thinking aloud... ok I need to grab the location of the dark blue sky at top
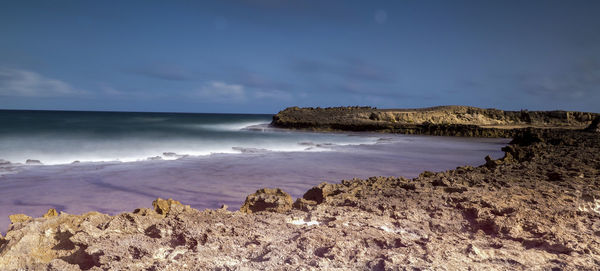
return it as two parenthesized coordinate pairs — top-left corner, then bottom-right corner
(0, 0), (599, 113)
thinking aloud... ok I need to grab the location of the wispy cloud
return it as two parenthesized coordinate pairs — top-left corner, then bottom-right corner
(253, 89), (292, 100)
(233, 70), (292, 91)
(0, 68), (84, 97)
(196, 81), (245, 102)
(99, 85), (125, 96)
(192, 79), (294, 103)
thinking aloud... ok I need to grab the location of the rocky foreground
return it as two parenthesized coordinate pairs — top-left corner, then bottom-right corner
(0, 125), (598, 270)
(272, 105), (599, 137)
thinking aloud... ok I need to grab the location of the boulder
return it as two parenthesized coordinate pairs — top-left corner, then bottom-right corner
(484, 155), (501, 169)
(152, 198), (183, 216)
(240, 188), (293, 213)
(585, 117), (600, 133)
(8, 214), (32, 224)
(301, 182), (340, 204)
(43, 208), (58, 218)
(293, 198), (318, 211)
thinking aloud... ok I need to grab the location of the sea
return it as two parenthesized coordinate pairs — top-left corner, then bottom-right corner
(0, 110), (510, 233)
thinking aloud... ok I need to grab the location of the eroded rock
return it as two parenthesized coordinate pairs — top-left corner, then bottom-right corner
(152, 198), (184, 216)
(585, 117), (600, 133)
(8, 214), (31, 224)
(271, 106), (598, 137)
(240, 188), (293, 213)
(43, 208), (58, 218)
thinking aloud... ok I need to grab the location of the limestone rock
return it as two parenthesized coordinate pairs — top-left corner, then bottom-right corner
(43, 208), (58, 218)
(240, 188), (293, 213)
(271, 106), (598, 137)
(585, 117), (600, 132)
(302, 182), (340, 204)
(484, 155), (501, 169)
(293, 198), (318, 211)
(152, 198), (183, 216)
(8, 214), (31, 224)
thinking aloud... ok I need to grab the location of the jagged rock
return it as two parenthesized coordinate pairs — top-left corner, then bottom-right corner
(132, 207), (160, 217)
(484, 155), (501, 169)
(43, 209), (58, 218)
(8, 214), (31, 224)
(240, 188), (293, 213)
(47, 259), (81, 271)
(293, 198), (318, 211)
(302, 182), (340, 204)
(152, 198), (183, 216)
(547, 172), (564, 182)
(585, 117), (600, 132)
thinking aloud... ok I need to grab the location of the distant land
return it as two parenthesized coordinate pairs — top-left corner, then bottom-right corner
(272, 105), (599, 137)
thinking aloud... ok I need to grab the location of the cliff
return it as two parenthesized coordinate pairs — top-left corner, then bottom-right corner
(271, 105), (599, 137)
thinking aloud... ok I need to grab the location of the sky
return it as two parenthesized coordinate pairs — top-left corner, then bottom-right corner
(0, 0), (599, 114)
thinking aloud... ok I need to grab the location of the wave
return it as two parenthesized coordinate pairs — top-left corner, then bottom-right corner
(190, 121), (270, 131)
(0, 132), (381, 166)
(0, 111), (386, 166)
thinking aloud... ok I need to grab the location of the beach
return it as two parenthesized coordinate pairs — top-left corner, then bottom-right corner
(0, 111), (508, 233)
(0, 107), (598, 270)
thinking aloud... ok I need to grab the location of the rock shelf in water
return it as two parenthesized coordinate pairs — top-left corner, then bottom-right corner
(0, 128), (599, 270)
(271, 105), (599, 137)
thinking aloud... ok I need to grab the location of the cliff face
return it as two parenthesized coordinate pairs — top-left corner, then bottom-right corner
(1, 129), (599, 270)
(271, 106), (599, 137)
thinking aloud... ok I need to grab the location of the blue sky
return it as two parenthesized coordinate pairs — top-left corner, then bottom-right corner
(1, 0), (599, 113)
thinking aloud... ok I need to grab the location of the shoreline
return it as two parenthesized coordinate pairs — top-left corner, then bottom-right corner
(0, 134), (508, 235)
(0, 108), (599, 269)
(0, 123), (389, 167)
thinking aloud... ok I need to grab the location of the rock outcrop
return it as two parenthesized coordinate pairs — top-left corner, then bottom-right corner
(152, 198), (185, 216)
(25, 159), (42, 165)
(271, 106), (599, 137)
(585, 116), (600, 132)
(0, 128), (599, 270)
(240, 188), (293, 213)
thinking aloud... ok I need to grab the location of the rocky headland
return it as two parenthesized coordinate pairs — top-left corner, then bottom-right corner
(271, 105), (599, 137)
(1, 107), (599, 270)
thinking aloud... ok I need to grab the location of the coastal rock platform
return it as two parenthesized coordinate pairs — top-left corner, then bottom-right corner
(0, 128), (598, 270)
(271, 106), (599, 137)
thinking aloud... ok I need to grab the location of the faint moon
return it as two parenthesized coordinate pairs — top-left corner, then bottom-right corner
(374, 10), (387, 24)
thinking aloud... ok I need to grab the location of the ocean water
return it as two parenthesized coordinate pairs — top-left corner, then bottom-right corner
(0, 110), (510, 233)
(0, 110), (377, 165)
